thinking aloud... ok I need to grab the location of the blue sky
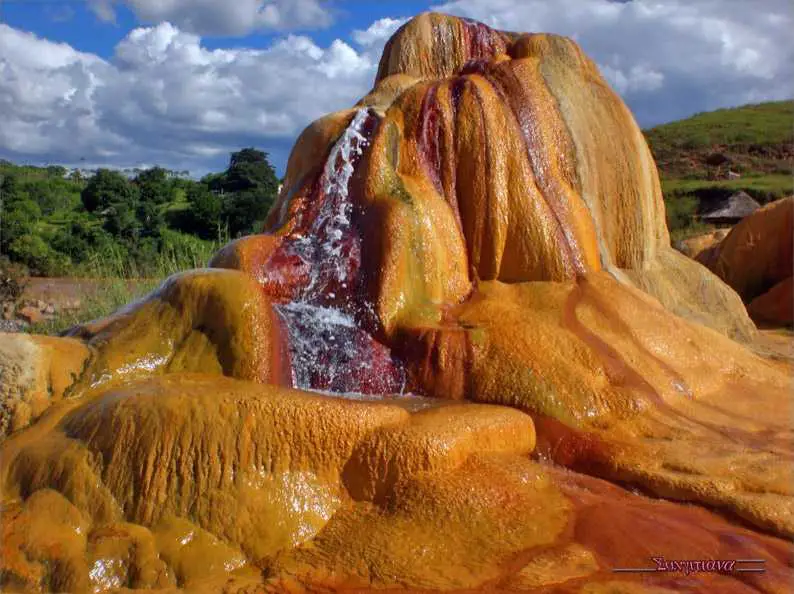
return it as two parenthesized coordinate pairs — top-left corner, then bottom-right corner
(0, 1), (429, 57)
(0, 0), (791, 176)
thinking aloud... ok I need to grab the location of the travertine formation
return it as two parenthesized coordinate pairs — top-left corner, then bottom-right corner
(1, 13), (792, 593)
(698, 197), (794, 325)
(675, 227), (730, 259)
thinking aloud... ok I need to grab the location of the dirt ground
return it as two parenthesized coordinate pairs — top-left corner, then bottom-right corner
(22, 277), (149, 307)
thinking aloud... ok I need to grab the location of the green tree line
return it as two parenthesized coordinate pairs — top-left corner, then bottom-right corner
(0, 149), (279, 277)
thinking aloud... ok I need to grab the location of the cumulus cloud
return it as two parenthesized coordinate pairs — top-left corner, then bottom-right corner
(0, 26), (116, 157)
(0, 21), (379, 174)
(352, 17), (408, 48)
(88, 0), (333, 36)
(433, 0), (794, 125)
(1, 2), (791, 174)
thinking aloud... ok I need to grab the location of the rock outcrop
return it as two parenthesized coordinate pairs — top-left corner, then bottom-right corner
(675, 227), (730, 259)
(0, 334), (89, 437)
(698, 197), (794, 325)
(1, 13), (792, 593)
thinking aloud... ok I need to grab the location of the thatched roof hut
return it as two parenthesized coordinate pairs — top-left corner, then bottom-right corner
(701, 191), (761, 226)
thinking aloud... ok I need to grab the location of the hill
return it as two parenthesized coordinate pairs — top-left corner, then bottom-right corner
(643, 101), (793, 238)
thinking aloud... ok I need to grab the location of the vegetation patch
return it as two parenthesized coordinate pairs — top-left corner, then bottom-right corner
(0, 149), (279, 278)
(644, 100), (793, 237)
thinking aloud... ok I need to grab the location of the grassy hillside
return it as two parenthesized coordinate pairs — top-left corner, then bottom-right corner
(643, 100), (793, 239)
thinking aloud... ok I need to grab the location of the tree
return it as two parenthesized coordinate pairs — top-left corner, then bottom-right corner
(222, 189), (271, 238)
(223, 148), (279, 194)
(26, 178), (81, 216)
(1, 172), (20, 196)
(1, 174), (37, 252)
(82, 169), (136, 213)
(46, 165), (67, 178)
(9, 233), (68, 276)
(136, 199), (164, 237)
(135, 166), (173, 205)
(186, 182), (223, 239)
(103, 200), (141, 240)
(1, 198), (39, 253)
(208, 148), (279, 237)
(52, 212), (115, 262)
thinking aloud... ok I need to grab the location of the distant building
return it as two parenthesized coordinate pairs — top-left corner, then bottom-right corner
(700, 191), (761, 226)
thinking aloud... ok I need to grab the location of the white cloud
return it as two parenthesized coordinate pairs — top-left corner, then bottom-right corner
(352, 17), (408, 48)
(600, 64), (664, 95)
(0, 21), (378, 174)
(1, 3), (791, 175)
(88, 0), (333, 36)
(433, 0), (794, 125)
(88, 0), (117, 24)
(0, 26), (117, 157)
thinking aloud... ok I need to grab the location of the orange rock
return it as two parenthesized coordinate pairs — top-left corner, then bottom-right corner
(266, 456), (793, 592)
(0, 333), (90, 438)
(1, 12), (792, 594)
(18, 305), (42, 324)
(65, 269), (291, 390)
(343, 403), (536, 501)
(0, 489), (90, 592)
(698, 197), (793, 302)
(375, 13), (511, 83)
(675, 227), (730, 258)
(748, 276), (794, 325)
(352, 18), (751, 340)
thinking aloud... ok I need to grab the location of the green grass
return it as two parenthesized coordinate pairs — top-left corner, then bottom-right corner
(643, 100), (793, 239)
(27, 278), (160, 336)
(661, 174), (793, 203)
(645, 101), (793, 152)
(669, 222), (716, 243)
(26, 237), (220, 336)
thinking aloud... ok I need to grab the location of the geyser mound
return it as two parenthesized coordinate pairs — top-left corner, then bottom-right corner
(1, 12), (792, 593)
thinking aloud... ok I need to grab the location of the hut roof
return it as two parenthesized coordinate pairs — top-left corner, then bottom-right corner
(701, 191), (761, 221)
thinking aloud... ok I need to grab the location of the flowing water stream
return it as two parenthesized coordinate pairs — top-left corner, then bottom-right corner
(273, 109), (406, 395)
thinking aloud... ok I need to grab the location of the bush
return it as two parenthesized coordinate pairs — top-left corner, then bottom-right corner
(664, 194), (699, 233)
(0, 256), (28, 303)
(81, 169), (137, 213)
(184, 183), (223, 239)
(1, 198), (40, 252)
(158, 229), (218, 272)
(8, 234), (70, 276)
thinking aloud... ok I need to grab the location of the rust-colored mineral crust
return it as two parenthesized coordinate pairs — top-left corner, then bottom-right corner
(698, 197), (794, 326)
(2, 12), (792, 593)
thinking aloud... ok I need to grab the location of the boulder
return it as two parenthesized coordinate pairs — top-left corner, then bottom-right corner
(675, 227), (730, 258)
(748, 276), (794, 325)
(698, 197), (794, 325)
(17, 305), (42, 324)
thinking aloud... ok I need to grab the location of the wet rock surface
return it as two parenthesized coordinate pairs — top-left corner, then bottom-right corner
(1, 12), (792, 593)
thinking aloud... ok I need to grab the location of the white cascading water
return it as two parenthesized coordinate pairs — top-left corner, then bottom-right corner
(274, 109), (405, 395)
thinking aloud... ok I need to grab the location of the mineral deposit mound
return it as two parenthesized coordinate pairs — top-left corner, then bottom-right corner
(1, 13), (792, 594)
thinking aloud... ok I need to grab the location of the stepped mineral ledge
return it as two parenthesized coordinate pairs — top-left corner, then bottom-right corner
(1, 12), (792, 594)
